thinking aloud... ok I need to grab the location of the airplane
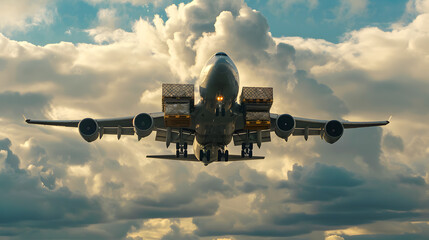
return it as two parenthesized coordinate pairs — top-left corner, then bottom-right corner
(25, 52), (389, 166)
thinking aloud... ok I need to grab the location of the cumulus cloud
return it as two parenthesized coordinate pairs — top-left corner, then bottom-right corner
(86, 0), (171, 7)
(0, 0), (429, 239)
(0, 0), (54, 33)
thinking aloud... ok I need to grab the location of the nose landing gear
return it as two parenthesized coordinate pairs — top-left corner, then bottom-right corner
(199, 149), (211, 162)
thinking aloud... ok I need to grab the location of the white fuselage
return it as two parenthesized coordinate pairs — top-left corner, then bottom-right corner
(192, 52), (240, 163)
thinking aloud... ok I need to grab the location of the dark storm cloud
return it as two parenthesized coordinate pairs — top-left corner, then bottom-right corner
(193, 161), (429, 237)
(115, 171), (233, 219)
(278, 163), (363, 202)
(383, 132), (404, 152)
(161, 224), (199, 240)
(0, 139), (106, 230)
(0, 91), (50, 120)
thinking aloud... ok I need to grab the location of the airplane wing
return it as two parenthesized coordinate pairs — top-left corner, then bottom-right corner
(25, 112), (166, 138)
(233, 113), (389, 146)
(147, 154), (264, 162)
(270, 114), (390, 134)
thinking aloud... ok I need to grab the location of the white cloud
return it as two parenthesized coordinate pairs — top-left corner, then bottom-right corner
(85, 0), (171, 7)
(325, 235), (344, 240)
(0, 0), (429, 239)
(0, 0), (54, 33)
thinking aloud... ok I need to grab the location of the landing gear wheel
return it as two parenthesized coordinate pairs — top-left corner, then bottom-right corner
(221, 107), (225, 117)
(184, 150), (188, 158)
(199, 150), (204, 161)
(249, 150), (253, 158)
(225, 150), (229, 162)
(249, 143), (253, 150)
(241, 150), (245, 158)
(176, 143), (180, 150)
(206, 150), (211, 162)
(215, 108), (219, 116)
(176, 150), (180, 158)
(218, 150), (222, 161)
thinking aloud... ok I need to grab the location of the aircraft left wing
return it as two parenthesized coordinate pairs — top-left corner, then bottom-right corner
(25, 112), (167, 140)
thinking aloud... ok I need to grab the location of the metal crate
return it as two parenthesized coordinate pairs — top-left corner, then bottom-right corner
(244, 111), (271, 130)
(162, 83), (194, 112)
(240, 87), (273, 104)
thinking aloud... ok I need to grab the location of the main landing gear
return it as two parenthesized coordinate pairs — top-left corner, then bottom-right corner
(241, 143), (253, 158)
(176, 142), (188, 158)
(217, 149), (229, 162)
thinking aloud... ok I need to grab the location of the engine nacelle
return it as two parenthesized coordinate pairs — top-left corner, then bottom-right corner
(275, 114), (296, 140)
(133, 113), (154, 139)
(78, 118), (99, 142)
(322, 120), (344, 144)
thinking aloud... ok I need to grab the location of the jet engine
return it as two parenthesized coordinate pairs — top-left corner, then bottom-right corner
(133, 113), (154, 139)
(322, 120), (344, 144)
(275, 114), (296, 140)
(78, 118), (99, 142)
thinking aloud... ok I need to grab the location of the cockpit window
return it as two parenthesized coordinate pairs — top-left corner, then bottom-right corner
(215, 52), (228, 57)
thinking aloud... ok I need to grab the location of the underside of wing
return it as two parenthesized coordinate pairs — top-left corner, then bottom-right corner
(146, 154), (264, 162)
(268, 113), (390, 144)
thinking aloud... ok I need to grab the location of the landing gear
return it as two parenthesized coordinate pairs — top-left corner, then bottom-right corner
(175, 142), (188, 158)
(217, 149), (229, 162)
(199, 149), (211, 162)
(241, 143), (253, 158)
(216, 106), (226, 117)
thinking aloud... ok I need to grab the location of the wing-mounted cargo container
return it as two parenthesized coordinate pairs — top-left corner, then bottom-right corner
(240, 87), (273, 130)
(162, 84), (194, 127)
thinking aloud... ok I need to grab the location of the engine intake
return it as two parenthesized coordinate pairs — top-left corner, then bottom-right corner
(322, 120), (344, 144)
(78, 118), (99, 142)
(133, 113), (154, 139)
(275, 114), (295, 140)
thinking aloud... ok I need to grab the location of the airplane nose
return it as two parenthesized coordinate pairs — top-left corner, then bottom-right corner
(212, 58), (232, 73)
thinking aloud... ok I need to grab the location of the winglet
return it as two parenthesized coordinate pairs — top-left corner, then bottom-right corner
(23, 115), (30, 123)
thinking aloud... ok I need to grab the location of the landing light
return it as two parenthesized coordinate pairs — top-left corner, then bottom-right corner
(217, 96), (224, 101)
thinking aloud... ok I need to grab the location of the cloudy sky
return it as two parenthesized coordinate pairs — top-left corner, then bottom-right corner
(1, 0), (429, 239)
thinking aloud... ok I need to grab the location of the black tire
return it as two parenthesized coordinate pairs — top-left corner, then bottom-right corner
(218, 150), (222, 161)
(215, 108), (219, 116)
(176, 143), (180, 150)
(249, 150), (253, 158)
(176, 150), (180, 158)
(225, 150), (229, 162)
(241, 150), (245, 158)
(242, 143), (246, 150)
(184, 150), (188, 158)
(249, 143), (253, 150)
(200, 150), (204, 161)
(184, 142), (188, 150)
(206, 150), (211, 162)
(221, 107), (225, 116)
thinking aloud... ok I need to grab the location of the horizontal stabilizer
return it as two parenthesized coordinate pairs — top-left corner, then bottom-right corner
(147, 154), (199, 161)
(146, 154), (265, 162)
